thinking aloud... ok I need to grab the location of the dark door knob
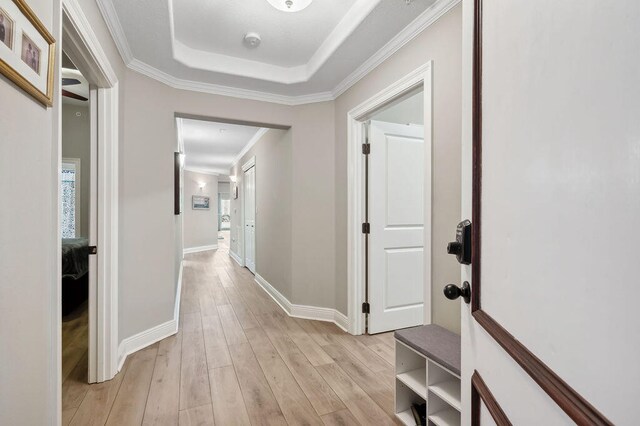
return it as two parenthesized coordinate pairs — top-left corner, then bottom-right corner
(443, 281), (471, 304)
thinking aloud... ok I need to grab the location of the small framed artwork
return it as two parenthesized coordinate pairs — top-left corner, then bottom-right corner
(0, 0), (55, 106)
(192, 195), (210, 210)
(233, 184), (239, 199)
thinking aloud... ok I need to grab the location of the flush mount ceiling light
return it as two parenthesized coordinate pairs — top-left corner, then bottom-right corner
(266, 0), (313, 12)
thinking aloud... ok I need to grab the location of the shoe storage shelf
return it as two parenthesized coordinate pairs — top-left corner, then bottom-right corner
(394, 325), (461, 426)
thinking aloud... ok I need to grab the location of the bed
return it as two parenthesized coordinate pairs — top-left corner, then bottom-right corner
(62, 238), (89, 316)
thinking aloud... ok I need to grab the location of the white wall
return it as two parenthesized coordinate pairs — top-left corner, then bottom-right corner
(230, 129), (293, 300)
(0, 1), (61, 423)
(62, 104), (90, 237)
(183, 170), (218, 250)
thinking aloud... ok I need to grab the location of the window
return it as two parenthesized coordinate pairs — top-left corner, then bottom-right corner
(61, 158), (81, 238)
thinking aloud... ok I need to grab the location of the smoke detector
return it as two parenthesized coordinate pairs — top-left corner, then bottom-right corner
(243, 32), (261, 48)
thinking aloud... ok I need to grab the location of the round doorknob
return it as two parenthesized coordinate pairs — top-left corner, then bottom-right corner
(443, 281), (471, 304)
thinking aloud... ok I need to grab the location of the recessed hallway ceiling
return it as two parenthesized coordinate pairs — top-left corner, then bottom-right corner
(179, 118), (267, 175)
(97, 0), (457, 103)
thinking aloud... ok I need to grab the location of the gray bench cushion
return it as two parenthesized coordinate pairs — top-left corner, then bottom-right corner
(394, 324), (461, 376)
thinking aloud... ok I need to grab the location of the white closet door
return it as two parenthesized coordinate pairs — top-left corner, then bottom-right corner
(368, 120), (425, 334)
(244, 165), (256, 274)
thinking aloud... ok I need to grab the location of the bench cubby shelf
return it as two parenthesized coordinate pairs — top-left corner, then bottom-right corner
(394, 325), (461, 426)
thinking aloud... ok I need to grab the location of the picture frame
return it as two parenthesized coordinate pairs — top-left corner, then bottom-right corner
(0, 0), (56, 106)
(233, 184), (239, 199)
(192, 195), (210, 210)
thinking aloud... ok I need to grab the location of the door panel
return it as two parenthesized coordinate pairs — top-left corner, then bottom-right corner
(461, 0), (637, 423)
(385, 134), (423, 226)
(369, 120), (425, 333)
(385, 248), (424, 309)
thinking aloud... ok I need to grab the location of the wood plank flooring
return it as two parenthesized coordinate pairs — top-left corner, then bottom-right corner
(62, 232), (398, 425)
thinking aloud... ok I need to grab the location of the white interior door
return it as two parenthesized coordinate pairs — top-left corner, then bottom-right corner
(460, 0), (640, 424)
(243, 165), (256, 274)
(368, 120), (426, 334)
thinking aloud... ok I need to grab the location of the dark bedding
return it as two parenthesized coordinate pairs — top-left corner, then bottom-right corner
(62, 238), (89, 279)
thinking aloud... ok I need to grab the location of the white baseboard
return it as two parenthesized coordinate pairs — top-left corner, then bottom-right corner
(117, 261), (183, 372)
(183, 244), (218, 255)
(229, 250), (243, 267)
(117, 318), (177, 371)
(254, 273), (349, 332)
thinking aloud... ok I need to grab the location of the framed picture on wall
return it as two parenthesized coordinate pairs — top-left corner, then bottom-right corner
(192, 195), (210, 210)
(233, 184), (238, 199)
(0, 0), (55, 106)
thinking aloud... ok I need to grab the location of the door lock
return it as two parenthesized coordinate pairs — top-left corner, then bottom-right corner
(443, 282), (471, 304)
(447, 220), (471, 264)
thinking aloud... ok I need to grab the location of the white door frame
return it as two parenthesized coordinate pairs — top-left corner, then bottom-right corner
(241, 156), (256, 272)
(60, 0), (119, 386)
(347, 62), (433, 335)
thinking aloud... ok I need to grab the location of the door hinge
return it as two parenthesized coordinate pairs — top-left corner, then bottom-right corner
(362, 222), (370, 234)
(88, 246), (97, 255)
(362, 143), (370, 155)
(362, 302), (370, 314)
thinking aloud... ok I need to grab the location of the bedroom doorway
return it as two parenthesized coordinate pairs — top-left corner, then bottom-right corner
(59, 2), (120, 405)
(61, 54), (93, 393)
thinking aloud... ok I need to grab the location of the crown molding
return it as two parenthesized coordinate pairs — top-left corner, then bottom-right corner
(331, 0), (461, 98)
(96, 0), (460, 106)
(128, 58), (334, 106)
(232, 128), (269, 167)
(95, 0), (132, 63)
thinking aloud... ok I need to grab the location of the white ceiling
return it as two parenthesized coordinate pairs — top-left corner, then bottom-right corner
(173, 0), (353, 69)
(179, 118), (267, 175)
(97, 0), (458, 103)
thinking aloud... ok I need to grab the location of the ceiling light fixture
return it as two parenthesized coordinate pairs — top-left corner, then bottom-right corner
(266, 0), (313, 13)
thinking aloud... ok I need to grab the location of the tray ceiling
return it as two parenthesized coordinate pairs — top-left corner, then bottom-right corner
(97, 0), (459, 104)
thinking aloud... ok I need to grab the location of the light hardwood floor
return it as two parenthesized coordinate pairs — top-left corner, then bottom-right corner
(62, 245), (398, 425)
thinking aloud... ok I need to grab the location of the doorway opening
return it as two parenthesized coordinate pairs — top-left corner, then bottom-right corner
(347, 62), (433, 335)
(58, 5), (120, 416)
(175, 113), (289, 278)
(61, 54), (91, 396)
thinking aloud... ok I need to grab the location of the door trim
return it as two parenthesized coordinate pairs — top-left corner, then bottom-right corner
(471, 1), (611, 424)
(471, 371), (511, 426)
(347, 61), (433, 335)
(61, 0), (120, 385)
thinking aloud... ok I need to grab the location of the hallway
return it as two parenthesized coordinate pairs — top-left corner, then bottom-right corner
(62, 248), (397, 425)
